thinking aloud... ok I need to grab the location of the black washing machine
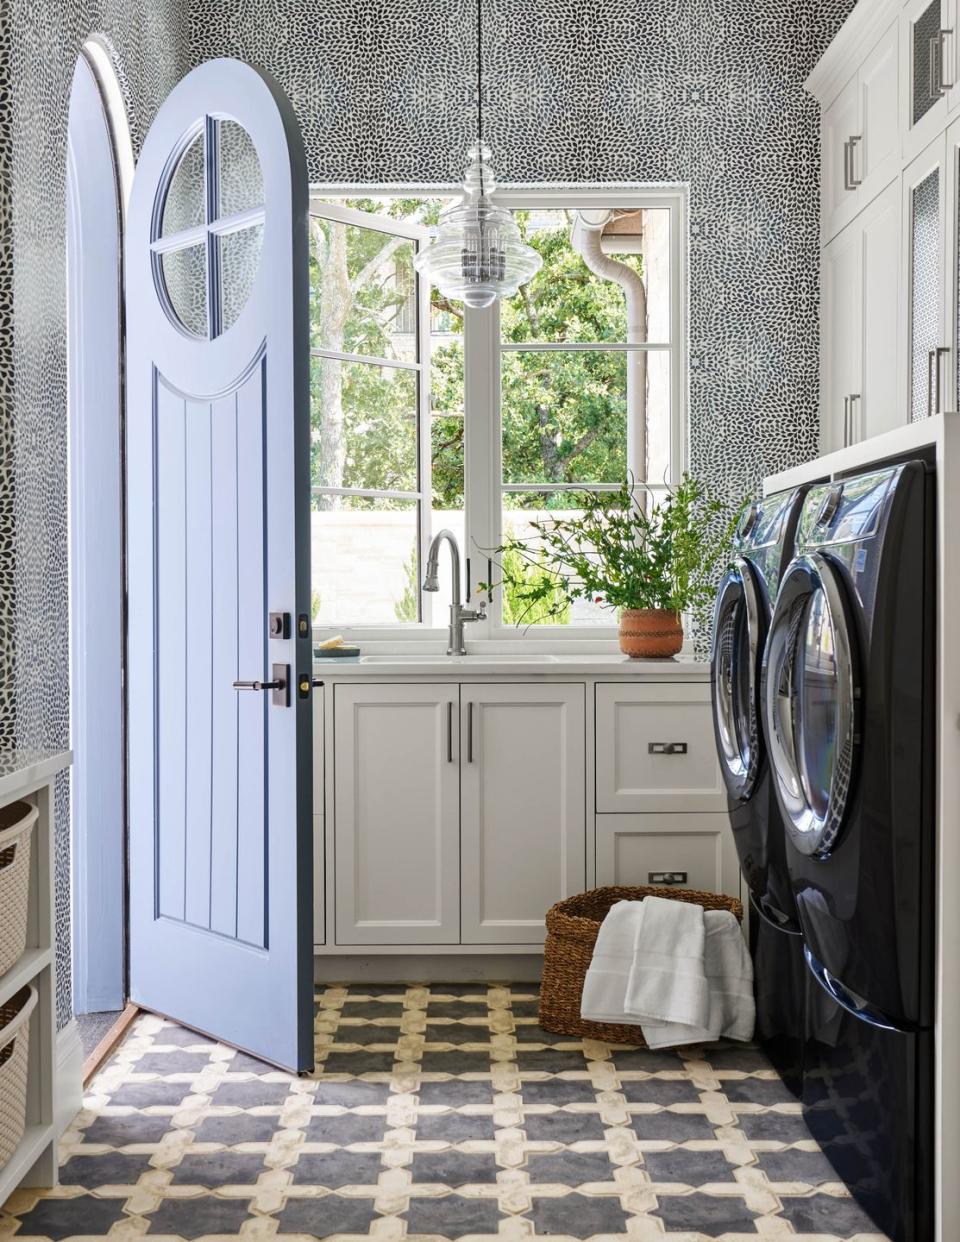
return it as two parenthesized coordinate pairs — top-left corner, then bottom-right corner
(711, 487), (808, 1097)
(762, 461), (935, 1242)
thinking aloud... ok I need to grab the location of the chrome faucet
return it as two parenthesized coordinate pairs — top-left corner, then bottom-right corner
(423, 529), (486, 655)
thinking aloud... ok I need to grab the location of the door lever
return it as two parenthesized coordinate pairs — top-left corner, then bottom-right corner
(233, 663), (290, 707)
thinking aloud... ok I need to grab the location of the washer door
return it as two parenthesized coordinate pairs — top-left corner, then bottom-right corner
(711, 557), (766, 802)
(763, 553), (861, 858)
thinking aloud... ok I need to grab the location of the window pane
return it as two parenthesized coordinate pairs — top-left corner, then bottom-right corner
(219, 223), (263, 332)
(428, 306), (466, 628)
(501, 350), (627, 485)
(161, 132), (205, 238)
(312, 497), (419, 625)
(645, 349), (673, 486)
(310, 356), (418, 493)
(499, 494), (612, 626)
(310, 216), (417, 362)
(218, 119), (263, 218)
(501, 208), (669, 345)
(162, 243), (207, 338)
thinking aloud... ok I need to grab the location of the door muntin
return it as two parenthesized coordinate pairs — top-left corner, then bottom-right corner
(764, 553), (861, 858)
(712, 557), (765, 802)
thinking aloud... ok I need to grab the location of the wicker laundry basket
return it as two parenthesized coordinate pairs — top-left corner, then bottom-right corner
(0, 800), (38, 978)
(539, 885), (744, 1045)
(0, 985), (38, 1168)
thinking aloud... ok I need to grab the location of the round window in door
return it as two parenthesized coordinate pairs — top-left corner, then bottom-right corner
(762, 553), (861, 857)
(152, 116), (264, 340)
(711, 557), (766, 802)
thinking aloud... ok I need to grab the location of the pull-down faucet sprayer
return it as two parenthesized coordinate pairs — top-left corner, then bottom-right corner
(422, 529), (485, 655)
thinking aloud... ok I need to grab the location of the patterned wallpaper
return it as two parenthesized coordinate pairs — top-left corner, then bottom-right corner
(1, 0), (854, 1028)
(2, 0), (191, 1026)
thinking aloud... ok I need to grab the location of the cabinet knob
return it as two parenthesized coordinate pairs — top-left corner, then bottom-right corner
(648, 741), (688, 755)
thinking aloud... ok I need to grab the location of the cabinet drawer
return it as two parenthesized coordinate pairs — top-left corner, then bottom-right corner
(595, 683), (725, 812)
(596, 812), (741, 901)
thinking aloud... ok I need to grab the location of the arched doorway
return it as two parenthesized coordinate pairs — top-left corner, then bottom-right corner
(66, 36), (133, 1021)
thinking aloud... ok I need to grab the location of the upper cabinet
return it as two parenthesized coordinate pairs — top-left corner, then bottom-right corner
(811, 0), (960, 451)
(823, 20), (900, 241)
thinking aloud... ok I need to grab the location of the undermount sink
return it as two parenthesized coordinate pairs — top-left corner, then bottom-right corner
(357, 653), (559, 664)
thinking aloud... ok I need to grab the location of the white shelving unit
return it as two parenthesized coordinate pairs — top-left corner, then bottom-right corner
(0, 750), (71, 1206)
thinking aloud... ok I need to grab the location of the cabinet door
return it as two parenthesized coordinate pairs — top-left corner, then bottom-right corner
(596, 813), (742, 901)
(821, 220), (862, 454)
(860, 179), (903, 441)
(903, 0), (951, 161)
(460, 683), (585, 945)
(858, 22), (900, 203)
(595, 682), (724, 813)
(903, 136), (948, 422)
(944, 116), (960, 412)
(333, 683), (459, 944)
(822, 72), (860, 242)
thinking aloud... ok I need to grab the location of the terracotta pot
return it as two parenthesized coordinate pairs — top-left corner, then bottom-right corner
(618, 608), (683, 658)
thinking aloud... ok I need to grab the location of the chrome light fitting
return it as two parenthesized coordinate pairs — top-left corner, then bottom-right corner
(413, 0), (542, 308)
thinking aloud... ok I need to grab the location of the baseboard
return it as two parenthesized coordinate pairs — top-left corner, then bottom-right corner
(313, 954), (544, 984)
(55, 1020), (84, 1135)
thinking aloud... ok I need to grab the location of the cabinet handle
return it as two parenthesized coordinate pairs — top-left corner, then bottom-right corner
(843, 137), (853, 191)
(842, 395), (850, 447)
(935, 346), (950, 414)
(446, 700), (453, 763)
(848, 135), (862, 188)
(467, 701), (474, 763)
(648, 741), (688, 755)
(930, 35), (944, 99)
(849, 393), (861, 444)
(942, 29), (955, 91)
(928, 349), (938, 416)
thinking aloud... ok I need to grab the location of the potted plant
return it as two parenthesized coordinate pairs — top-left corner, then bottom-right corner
(486, 474), (744, 657)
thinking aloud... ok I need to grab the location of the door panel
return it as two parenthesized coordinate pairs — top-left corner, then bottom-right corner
(821, 221), (861, 453)
(595, 682), (724, 812)
(334, 684), (460, 945)
(860, 179), (903, 440)
(903, 136), (947, 422)
(126, 59), (313, 1071)
(596, 812), (741, 901)
(859, 22), (899, 199)
(460, 684), (585, 945)
(822, 73), (860, 241)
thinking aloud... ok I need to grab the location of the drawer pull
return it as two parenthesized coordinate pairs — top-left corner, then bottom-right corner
(648, 741), (688, 755)
(649, 871), (688, 885)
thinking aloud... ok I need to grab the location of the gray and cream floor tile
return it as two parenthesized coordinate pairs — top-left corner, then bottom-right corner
(0, 985), (888, 1240)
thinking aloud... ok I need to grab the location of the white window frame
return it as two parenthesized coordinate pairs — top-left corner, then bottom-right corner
(309, 183), (689, 651)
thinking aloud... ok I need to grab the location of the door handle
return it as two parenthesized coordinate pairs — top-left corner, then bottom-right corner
(842, 395), (850, 447)
(648, 741), (688, 755)
(936, 345), (950, 414)
(848, 393), (861, 444)
(233, 663), (289, 707)
(848, 134), (862, 187)
(942, 29), (955, 90)
(842, 137), (853, 191)
(446, 701), (453, 763)
(467, 701), (474, 763)
(930, 34), (944, 98)
(928, 348), (938, 416)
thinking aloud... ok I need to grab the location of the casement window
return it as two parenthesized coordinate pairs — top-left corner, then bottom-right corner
(309, 187), (687, 644)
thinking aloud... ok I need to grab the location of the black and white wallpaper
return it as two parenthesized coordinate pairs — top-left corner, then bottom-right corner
(2, 0), (853, 1028)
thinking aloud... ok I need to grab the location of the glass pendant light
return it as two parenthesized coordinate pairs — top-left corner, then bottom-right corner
(414, 0), (542, 308)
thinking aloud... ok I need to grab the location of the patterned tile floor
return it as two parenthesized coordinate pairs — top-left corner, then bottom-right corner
(0, 985), (888, 1240)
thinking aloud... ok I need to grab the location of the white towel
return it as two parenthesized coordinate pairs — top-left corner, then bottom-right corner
(580, 898), (755, 1049)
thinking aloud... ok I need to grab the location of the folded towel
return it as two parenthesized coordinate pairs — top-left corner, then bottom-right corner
(625, 895), (708, 1030)
(580, 897), (755, 1049)
(579, 900), (646, 1025)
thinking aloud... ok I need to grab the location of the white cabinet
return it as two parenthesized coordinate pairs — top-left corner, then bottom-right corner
(596, 813), (741, 900)
(595, 682), (724, 813)
(902, 0), (952, 161)
(333, 683), (460, 945)
(460, 684), (585, 945)
(823, 21), (899, 241)
(821, 179), (903, 453)
(903, 135), (949, 421)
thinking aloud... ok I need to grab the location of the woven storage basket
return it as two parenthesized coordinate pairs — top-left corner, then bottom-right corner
(0, 985), (38, 1168)
(539, 885), (744, 1045)
(0, 801), (38, 978)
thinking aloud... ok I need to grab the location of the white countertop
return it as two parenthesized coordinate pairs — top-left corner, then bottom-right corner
(313, 652), (710, 678)
(0, 749), (72, 803)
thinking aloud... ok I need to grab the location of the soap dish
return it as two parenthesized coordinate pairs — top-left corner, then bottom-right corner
(314, 645), (361, 660)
